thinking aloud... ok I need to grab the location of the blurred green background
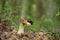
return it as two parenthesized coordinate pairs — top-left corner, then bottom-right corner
(0, 0), (60, 33)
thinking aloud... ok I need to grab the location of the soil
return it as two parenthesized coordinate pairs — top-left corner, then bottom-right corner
(0, 19), (60, 40)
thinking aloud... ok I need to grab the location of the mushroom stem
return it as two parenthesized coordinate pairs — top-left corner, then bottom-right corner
(17, 23), (24, 36)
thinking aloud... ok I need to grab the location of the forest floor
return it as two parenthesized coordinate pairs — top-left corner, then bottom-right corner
(0, 19), (60, 40)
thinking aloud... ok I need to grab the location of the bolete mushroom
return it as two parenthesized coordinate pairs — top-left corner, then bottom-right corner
(17, 17), (33, 36)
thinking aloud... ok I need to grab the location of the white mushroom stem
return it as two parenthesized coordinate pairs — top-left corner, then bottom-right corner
(17, 23), (24, 36)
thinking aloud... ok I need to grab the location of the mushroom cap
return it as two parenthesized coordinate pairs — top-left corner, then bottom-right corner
(20, 17), (33, 26)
